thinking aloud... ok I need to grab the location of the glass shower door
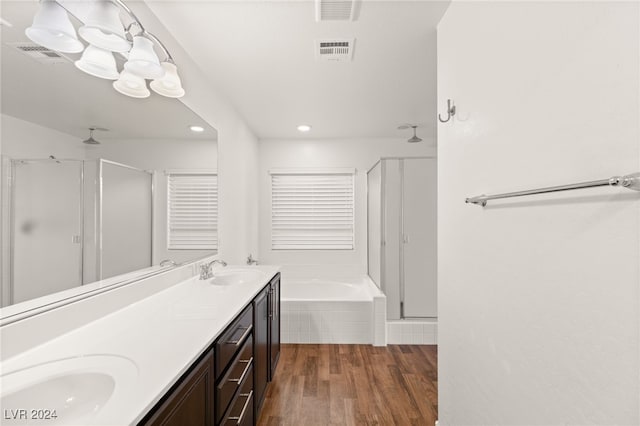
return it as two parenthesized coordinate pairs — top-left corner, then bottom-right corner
(98, 160), (152, 281)
(11, 160), (83, 303)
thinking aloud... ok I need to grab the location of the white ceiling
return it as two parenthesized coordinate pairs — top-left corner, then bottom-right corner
(0, 1), (216, 141)
(146, 0), (450, 140)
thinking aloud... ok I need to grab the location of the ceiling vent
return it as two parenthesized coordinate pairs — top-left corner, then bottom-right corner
(315, 0), (358, 22)
(7, 42), (69, 64)
(315, 39), (355, 62)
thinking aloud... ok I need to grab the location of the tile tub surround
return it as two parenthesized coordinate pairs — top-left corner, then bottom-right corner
(282, 301), (372, 344)
(280, 276), (387, 345)
(0, 265), (280, 425)
(387, 319), (438, 345)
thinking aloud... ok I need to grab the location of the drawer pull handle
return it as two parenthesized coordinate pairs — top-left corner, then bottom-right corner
(229, 390), (253, 425)
(229, 357), (253, 384)
(225, 325), (253, 346)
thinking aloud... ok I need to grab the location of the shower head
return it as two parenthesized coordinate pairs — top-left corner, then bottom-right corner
(83, 127), (107, 145)
(398, 124), (422, 143)
(408, 128), (422, 143)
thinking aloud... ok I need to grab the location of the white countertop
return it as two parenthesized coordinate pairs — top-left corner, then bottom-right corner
(0, 265), (280, 425)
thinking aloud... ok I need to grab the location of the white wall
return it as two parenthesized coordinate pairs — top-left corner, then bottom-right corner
(1, 114), (85, 159)
(437, 2), (640, 425)
(86, 138), (217, 266)
(140, 3), (261, 265)
(258, 137), (435, 273)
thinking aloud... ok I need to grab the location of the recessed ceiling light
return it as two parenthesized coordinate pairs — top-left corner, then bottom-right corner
(190, 125), (204, 133)
(297, 124), (312, 132)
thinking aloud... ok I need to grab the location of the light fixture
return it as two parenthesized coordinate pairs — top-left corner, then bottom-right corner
(74, 44), (119, 80)
(113, 69), (150, 98)
(189, 125), (205, 133)
(124, 36), (164, 79)
(150, 62), (185, 98)
(26, 0), (185, 99)
(78, 0), (130, 52)
(25, 0), (84, 53)
(297, 124), (312, 132)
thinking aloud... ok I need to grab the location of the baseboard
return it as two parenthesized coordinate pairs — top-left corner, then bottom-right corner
(387, 319), (437, 345)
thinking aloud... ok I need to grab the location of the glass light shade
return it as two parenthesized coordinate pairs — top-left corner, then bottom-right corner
(150, 62), (185, 98)
(25, 0), (84, 53)
(113, 70), (150, 98)
(124, 36), (164, 79)
(74, 45), (119, 80)
(78, 0), (130, 52)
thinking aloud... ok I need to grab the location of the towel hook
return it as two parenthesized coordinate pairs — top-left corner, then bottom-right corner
(438, 99), (456, 123)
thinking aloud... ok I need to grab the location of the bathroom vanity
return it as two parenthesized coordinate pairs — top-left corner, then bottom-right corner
(0, 265), (281, 426)
(141, 272), (280, 426)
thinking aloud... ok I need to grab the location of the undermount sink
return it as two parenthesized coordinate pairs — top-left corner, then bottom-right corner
(0, 355), (138, 425)
(209, 269), (266, 286)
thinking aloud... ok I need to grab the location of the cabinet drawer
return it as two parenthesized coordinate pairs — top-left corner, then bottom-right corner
(220, 364), (254, 426)
(216, 304), (253, 378)
(215, 335), (253, 424)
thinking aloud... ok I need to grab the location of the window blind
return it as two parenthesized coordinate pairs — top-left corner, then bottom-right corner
(167, 173), (217, 250)
(271, 171), (354, 250)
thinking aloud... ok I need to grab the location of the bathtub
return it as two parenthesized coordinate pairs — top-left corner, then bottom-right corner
(280, 275), (386, 345)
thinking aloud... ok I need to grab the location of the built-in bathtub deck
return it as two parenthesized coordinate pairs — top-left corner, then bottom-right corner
(280, 276), (386, 345)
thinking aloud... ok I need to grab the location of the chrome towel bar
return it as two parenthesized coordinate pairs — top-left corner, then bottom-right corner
(466, 172), (640, 207)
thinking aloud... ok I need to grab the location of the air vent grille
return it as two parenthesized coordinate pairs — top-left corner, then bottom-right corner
(7, 42), (69, 64)
(315, 39), (355, 62)
(315, 0), (358, 21)
(17, 45), (50, 52)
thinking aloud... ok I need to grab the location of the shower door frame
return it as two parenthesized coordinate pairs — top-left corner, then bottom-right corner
(7, 158), (85, 305)
(96, 159), (155, 281)
(367, 156), (436, 320)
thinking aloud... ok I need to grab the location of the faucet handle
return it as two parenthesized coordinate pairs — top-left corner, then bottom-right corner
(199, 262), (212, 280)
(246, 254), (258, 265)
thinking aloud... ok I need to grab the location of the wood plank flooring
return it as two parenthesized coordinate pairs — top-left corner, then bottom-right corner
(257, 344), (438, 426)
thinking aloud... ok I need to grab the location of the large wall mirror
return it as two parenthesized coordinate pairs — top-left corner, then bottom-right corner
(0, 1), (218, 315)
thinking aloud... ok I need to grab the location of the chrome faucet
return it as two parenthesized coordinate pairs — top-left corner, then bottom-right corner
(199, 259), (227, 280)
(246, 254), (258, 265)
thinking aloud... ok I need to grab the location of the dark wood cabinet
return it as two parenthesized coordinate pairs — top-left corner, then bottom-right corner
(140, 349), (214, 426)
(215, 305), (254, 426)
(220, 364), (254, 426)
(215, 335), (253, 424)
(140, 273), (280, 426)
(253, 287), (269, 416)
(215, 305), (253, 378)
(268, 274), (281, 381)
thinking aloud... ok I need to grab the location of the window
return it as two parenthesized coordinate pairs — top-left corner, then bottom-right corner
(167, 172), (217, 250)
(270, 169), (355, 250)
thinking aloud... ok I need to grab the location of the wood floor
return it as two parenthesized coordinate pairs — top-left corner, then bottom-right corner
(257, 344), (438, 426)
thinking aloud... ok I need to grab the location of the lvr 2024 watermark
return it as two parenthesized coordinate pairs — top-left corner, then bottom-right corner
(3, 409), (58, 421)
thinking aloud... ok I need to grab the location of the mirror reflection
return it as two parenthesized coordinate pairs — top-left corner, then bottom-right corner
(0, 1), (218, 309)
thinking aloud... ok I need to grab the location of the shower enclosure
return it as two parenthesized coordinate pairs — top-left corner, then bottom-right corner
(367, 157), (437, 319)
(10, 159), (84, 303)
(5, 158), (153, 305)
(97, 160), (153, 280)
